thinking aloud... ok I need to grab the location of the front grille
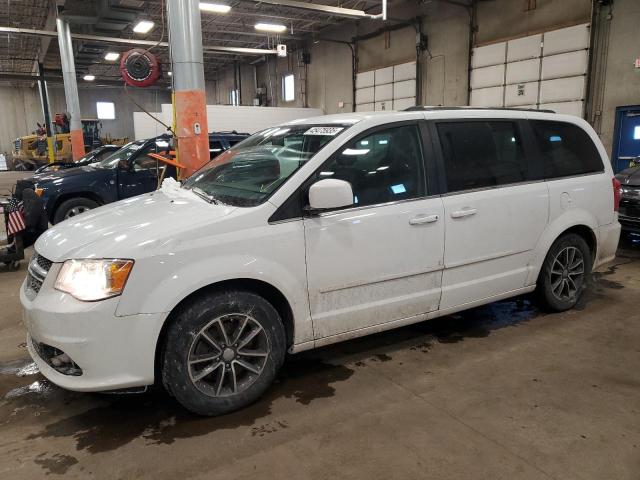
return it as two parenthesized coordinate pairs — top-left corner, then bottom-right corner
(621, 185), (640, 200)
(24, 253), (52, 299)
(619, 198), (640, 219)
(35, 254), (52, 272)
(14, 139), (20, 152)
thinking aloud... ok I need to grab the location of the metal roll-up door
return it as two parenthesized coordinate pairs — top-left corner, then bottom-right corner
(355, 61), (416, 112)
(470, 23), (590, 117)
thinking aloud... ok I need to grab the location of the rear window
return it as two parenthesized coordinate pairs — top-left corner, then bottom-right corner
(437, 121), (528, 192)
(529, 120), (603, 179)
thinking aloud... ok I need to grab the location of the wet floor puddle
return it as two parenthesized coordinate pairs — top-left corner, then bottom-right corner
(0, 266), (633, 475)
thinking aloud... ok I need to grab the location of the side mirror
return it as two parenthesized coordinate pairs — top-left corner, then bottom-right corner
(308, 179), (354, 212)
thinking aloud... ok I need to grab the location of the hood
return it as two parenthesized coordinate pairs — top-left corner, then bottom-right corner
(35, 190), (236, 262)
(32, 165), (100, 184)
(616, 165), (640, 187)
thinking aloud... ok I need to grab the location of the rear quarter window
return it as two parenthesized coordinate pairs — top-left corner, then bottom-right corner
(529, 120), (604, 179)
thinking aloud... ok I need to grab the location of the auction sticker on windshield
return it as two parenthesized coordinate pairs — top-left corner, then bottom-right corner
(304, 126), (344, 136)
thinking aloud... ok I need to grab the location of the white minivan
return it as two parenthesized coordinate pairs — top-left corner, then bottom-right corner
(21, 108), (621, 415)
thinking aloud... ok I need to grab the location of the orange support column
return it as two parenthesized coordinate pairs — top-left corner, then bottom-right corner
(69, 129), (85, 161)
(167, 0), (210, 179)
(175, 90), (209, 177)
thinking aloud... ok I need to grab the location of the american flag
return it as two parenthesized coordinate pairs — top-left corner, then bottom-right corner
(5, 197), (25, 236)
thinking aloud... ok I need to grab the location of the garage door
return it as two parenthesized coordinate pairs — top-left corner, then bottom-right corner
(470, 23), (590, 117)
(355, 61), (416, 112)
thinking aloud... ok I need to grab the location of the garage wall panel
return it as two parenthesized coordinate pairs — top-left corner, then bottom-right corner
(356, 103), (374, 112)
(374, 83), (393, 102)
(356, 86), (375, 105)
(374, 66), (394, 85)
(356, 71), (375, 89)
(470, 64), (505, 89)
(507, 34), (542, 62)
(393, 61), (416, 82)
(472, 42), (506, 68)
(393, 79), (416, 99)
(539, 76), (585, 103)
(393, 97), (415, 111)
(506, 59), (540, 85)
(540, 101), (584, 117)
(505, 82), (539, 106)
(375, 101), (393, 111)
(470, 86), (504, 107)
(541, 50), (588, 80)
(543, 24), (590, 56)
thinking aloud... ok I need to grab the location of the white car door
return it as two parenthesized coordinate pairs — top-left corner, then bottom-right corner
(432, 119), (549, 310)
(303, 123), (445, 340)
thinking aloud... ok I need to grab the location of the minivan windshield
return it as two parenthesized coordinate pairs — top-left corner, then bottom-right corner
(183, 124), (349, 207)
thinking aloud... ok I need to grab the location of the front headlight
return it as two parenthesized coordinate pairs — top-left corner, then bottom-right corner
(54, 259), (134, 301)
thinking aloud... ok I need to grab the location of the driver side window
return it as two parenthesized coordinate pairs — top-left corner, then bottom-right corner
(133, 154), (159, 173)
(314, 124), (425, 207)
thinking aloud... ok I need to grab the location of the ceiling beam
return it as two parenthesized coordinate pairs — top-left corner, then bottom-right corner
(0, 26), (278, 55)
(31, 0), (64, 75)
(236, 0), (384, 19)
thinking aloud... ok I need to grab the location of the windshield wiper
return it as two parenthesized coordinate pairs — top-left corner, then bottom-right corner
(191, 186), (219, 205)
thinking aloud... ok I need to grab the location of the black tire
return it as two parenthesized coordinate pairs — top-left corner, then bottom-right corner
(161, 290), (286, 416)
(536, 233), (592, 312)
(53, 197), (99, 224)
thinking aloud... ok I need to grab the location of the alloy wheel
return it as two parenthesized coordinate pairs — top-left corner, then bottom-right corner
(187, 313), (270, 397)
(549, 246), (585, 301)
(65, 206), (90, 218)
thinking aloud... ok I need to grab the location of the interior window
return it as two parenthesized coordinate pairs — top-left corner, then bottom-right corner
(529, 120), (603, 178)
(437, 121), (527, 192)
(314, 125), (425, 207)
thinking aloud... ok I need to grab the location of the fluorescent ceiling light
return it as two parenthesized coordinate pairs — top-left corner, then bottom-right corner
(167, 71), (172, 76)
(104, 52), (120, 61)
(255, 22), (287, 33)
(133, 20), (154, 34)
(83, 74), (95, 81)
(200, 2), (231, 13)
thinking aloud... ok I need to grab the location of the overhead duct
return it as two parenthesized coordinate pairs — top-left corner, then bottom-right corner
(57, 0), (147, 73)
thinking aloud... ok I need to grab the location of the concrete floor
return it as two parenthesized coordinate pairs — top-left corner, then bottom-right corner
(0, 236), (639, 479)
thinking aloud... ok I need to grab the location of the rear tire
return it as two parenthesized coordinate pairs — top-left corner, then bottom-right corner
(161, 290), (286, 416)
(53, 197), (99, 224)
(536, 233), (592, 312)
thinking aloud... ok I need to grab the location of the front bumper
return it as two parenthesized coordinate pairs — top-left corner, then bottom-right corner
(619, 214), (640, 233)
(20, 264), (167, 392)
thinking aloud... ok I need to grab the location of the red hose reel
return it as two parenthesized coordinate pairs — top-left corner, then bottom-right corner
(120, 48), (162, 87)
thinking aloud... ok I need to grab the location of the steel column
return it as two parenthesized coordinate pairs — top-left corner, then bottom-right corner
(36, 62), (55, 163)
(56, 18), (85, 160)
(167, 0), (209, 177)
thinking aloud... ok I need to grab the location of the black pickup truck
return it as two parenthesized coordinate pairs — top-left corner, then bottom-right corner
(616, 159), (640, 233)
(18, 132), (249, 224)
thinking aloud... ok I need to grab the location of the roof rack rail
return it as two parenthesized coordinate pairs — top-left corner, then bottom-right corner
(404, 106), (556, 114)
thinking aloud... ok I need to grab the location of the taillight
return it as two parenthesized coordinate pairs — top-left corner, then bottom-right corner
(612, 177), (621, 212)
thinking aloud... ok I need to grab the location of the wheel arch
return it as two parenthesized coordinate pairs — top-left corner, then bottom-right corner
(154, 278), (295, 384)
(528, 221), (598, 286)
(50, 192), (104, 222)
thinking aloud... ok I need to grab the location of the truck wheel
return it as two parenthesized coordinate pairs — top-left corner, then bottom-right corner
(536, 233), (592, 312)
(162, 290), (286, 416)
(53, 198), (99, 224)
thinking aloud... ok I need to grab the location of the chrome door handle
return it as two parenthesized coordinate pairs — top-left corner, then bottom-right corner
(409, 214), (439, 225)
(451, 208), (477, 219)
